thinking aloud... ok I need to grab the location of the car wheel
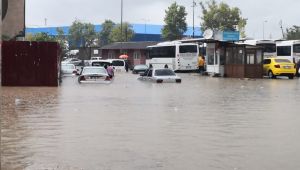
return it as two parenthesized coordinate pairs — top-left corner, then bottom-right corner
(288, 75), (294, 79)
(268, 71), (276, 79)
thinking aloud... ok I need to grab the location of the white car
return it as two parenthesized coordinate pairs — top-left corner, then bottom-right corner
(88, 57), (102, 65)
(78, 66), (111, 83)
(138, 68), (181, 83)
(61, 64), (79, 76)
(62, 58), (82, 66)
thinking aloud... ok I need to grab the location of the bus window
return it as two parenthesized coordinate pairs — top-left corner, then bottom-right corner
(179, 45), (197, 53)
(293, 44), (300, 53)
(149, 46), (176, 58)
(277, 46), (291, 56)
(261, 44), (276, 53)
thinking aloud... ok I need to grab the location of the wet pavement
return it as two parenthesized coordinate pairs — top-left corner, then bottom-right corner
(1, 72), (300, 170)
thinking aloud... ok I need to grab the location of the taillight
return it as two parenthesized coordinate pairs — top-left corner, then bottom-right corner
(274, 64), (280, 68)
(156, 79), (163, 83)
(176, 79), (181, 83)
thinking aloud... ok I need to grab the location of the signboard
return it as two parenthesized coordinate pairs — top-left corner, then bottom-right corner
(223, 31), (240, 41)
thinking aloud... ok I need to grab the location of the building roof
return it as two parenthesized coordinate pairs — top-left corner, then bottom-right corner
(26, 24), (202, 37)
(101, 41), (158, 50)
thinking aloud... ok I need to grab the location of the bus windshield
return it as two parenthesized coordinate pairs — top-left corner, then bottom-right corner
(293, 44), (300, 53)
(149, 46), (176, 58)
(277, 46), (291, 56)
(179, 45), (197, 53)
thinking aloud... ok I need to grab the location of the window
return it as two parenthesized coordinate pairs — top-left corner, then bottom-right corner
(179, 45), (197, 53)
(256, 50), (262, 64)
(275, 59), (291, 63)
(154, 69), (176, 76)
(293, 44), (300, 53)
(134, 51), (141, 60)
(246, 54), (255, 64)
(207, 47), (215, 65)
(263, 59), (271, 64)
(149, 46), (176, 58)
(261, 44), (276, 53)
(112, 60), (124, 66)
(277, 46), (291, 56)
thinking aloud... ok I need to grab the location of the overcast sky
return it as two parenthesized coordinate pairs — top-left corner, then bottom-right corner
(26, 0), (300, 39)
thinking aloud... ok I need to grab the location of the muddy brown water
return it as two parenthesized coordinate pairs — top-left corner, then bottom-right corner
(1, 73), (300, 170)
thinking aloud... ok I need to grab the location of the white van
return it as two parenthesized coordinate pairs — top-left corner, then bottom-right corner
(107, 59), (127, 72)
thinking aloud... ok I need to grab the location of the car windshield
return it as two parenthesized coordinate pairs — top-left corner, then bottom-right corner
(134, 65), (148, 70)
(82, 67), (107, 74)
(275, 59), (291, 63)
(155, 69), (176, 76)
(61, 64), (75, 69)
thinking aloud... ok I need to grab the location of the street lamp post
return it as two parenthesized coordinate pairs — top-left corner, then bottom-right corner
(192, 0), (196, 38)
(263, 20), (267, 39)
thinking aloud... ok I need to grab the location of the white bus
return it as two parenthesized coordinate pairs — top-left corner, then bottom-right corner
(244, 39), (276, 58)
(147, 41), (199, 71)
(276, 40), (300, 63)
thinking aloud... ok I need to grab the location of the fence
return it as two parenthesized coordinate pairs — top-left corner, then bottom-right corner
(1, 41), (60, 86)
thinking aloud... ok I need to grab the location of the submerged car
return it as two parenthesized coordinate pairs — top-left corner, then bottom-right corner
(132, 64), (148, 74)
(138, 68), (181, 83)
(263, 58), (296, 79)
(78, 66), (111, 83)
(61, 63), (79, 76)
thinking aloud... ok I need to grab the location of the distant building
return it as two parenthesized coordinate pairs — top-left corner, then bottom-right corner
(26, 24), (202, 43)
(100, 41), (158, 67)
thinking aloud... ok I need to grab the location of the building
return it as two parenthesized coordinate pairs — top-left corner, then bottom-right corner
(25, 24), (202, 42)
(100, 41), (158, 68)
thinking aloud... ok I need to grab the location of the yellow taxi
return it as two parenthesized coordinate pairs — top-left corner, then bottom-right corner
(263, 58), (296, 79)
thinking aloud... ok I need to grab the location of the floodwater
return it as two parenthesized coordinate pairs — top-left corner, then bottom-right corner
(1, 72), (300, 170)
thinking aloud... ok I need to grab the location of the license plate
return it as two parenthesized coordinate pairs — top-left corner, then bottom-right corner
(186, 66), (191, 69)
(283, 66), (291, 69)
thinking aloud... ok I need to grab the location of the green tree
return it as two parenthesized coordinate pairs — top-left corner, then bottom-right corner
(68, 20), (97, 49)
(162, 2), (187, 40)
(25, 32), (56, 42)
(109, 22), (134, 42)
(286, 25), (300, 40)
(199, 0), (247, 37)
(56, 27), (69, 57)
(99, 20), (115, 46)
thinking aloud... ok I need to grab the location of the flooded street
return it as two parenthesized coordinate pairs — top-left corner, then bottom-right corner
(1, 72), (300, 170)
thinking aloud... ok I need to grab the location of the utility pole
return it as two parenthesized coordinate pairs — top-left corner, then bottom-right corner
(45, 18), (47, 26)
(262, 20), (267, 39)
(120, 0), (123, 54)
(279, 20), (285, 39)
(192, 0), (196, 38)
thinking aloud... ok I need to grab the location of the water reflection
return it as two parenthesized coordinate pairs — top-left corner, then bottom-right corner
(1, 73), (300, 170)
